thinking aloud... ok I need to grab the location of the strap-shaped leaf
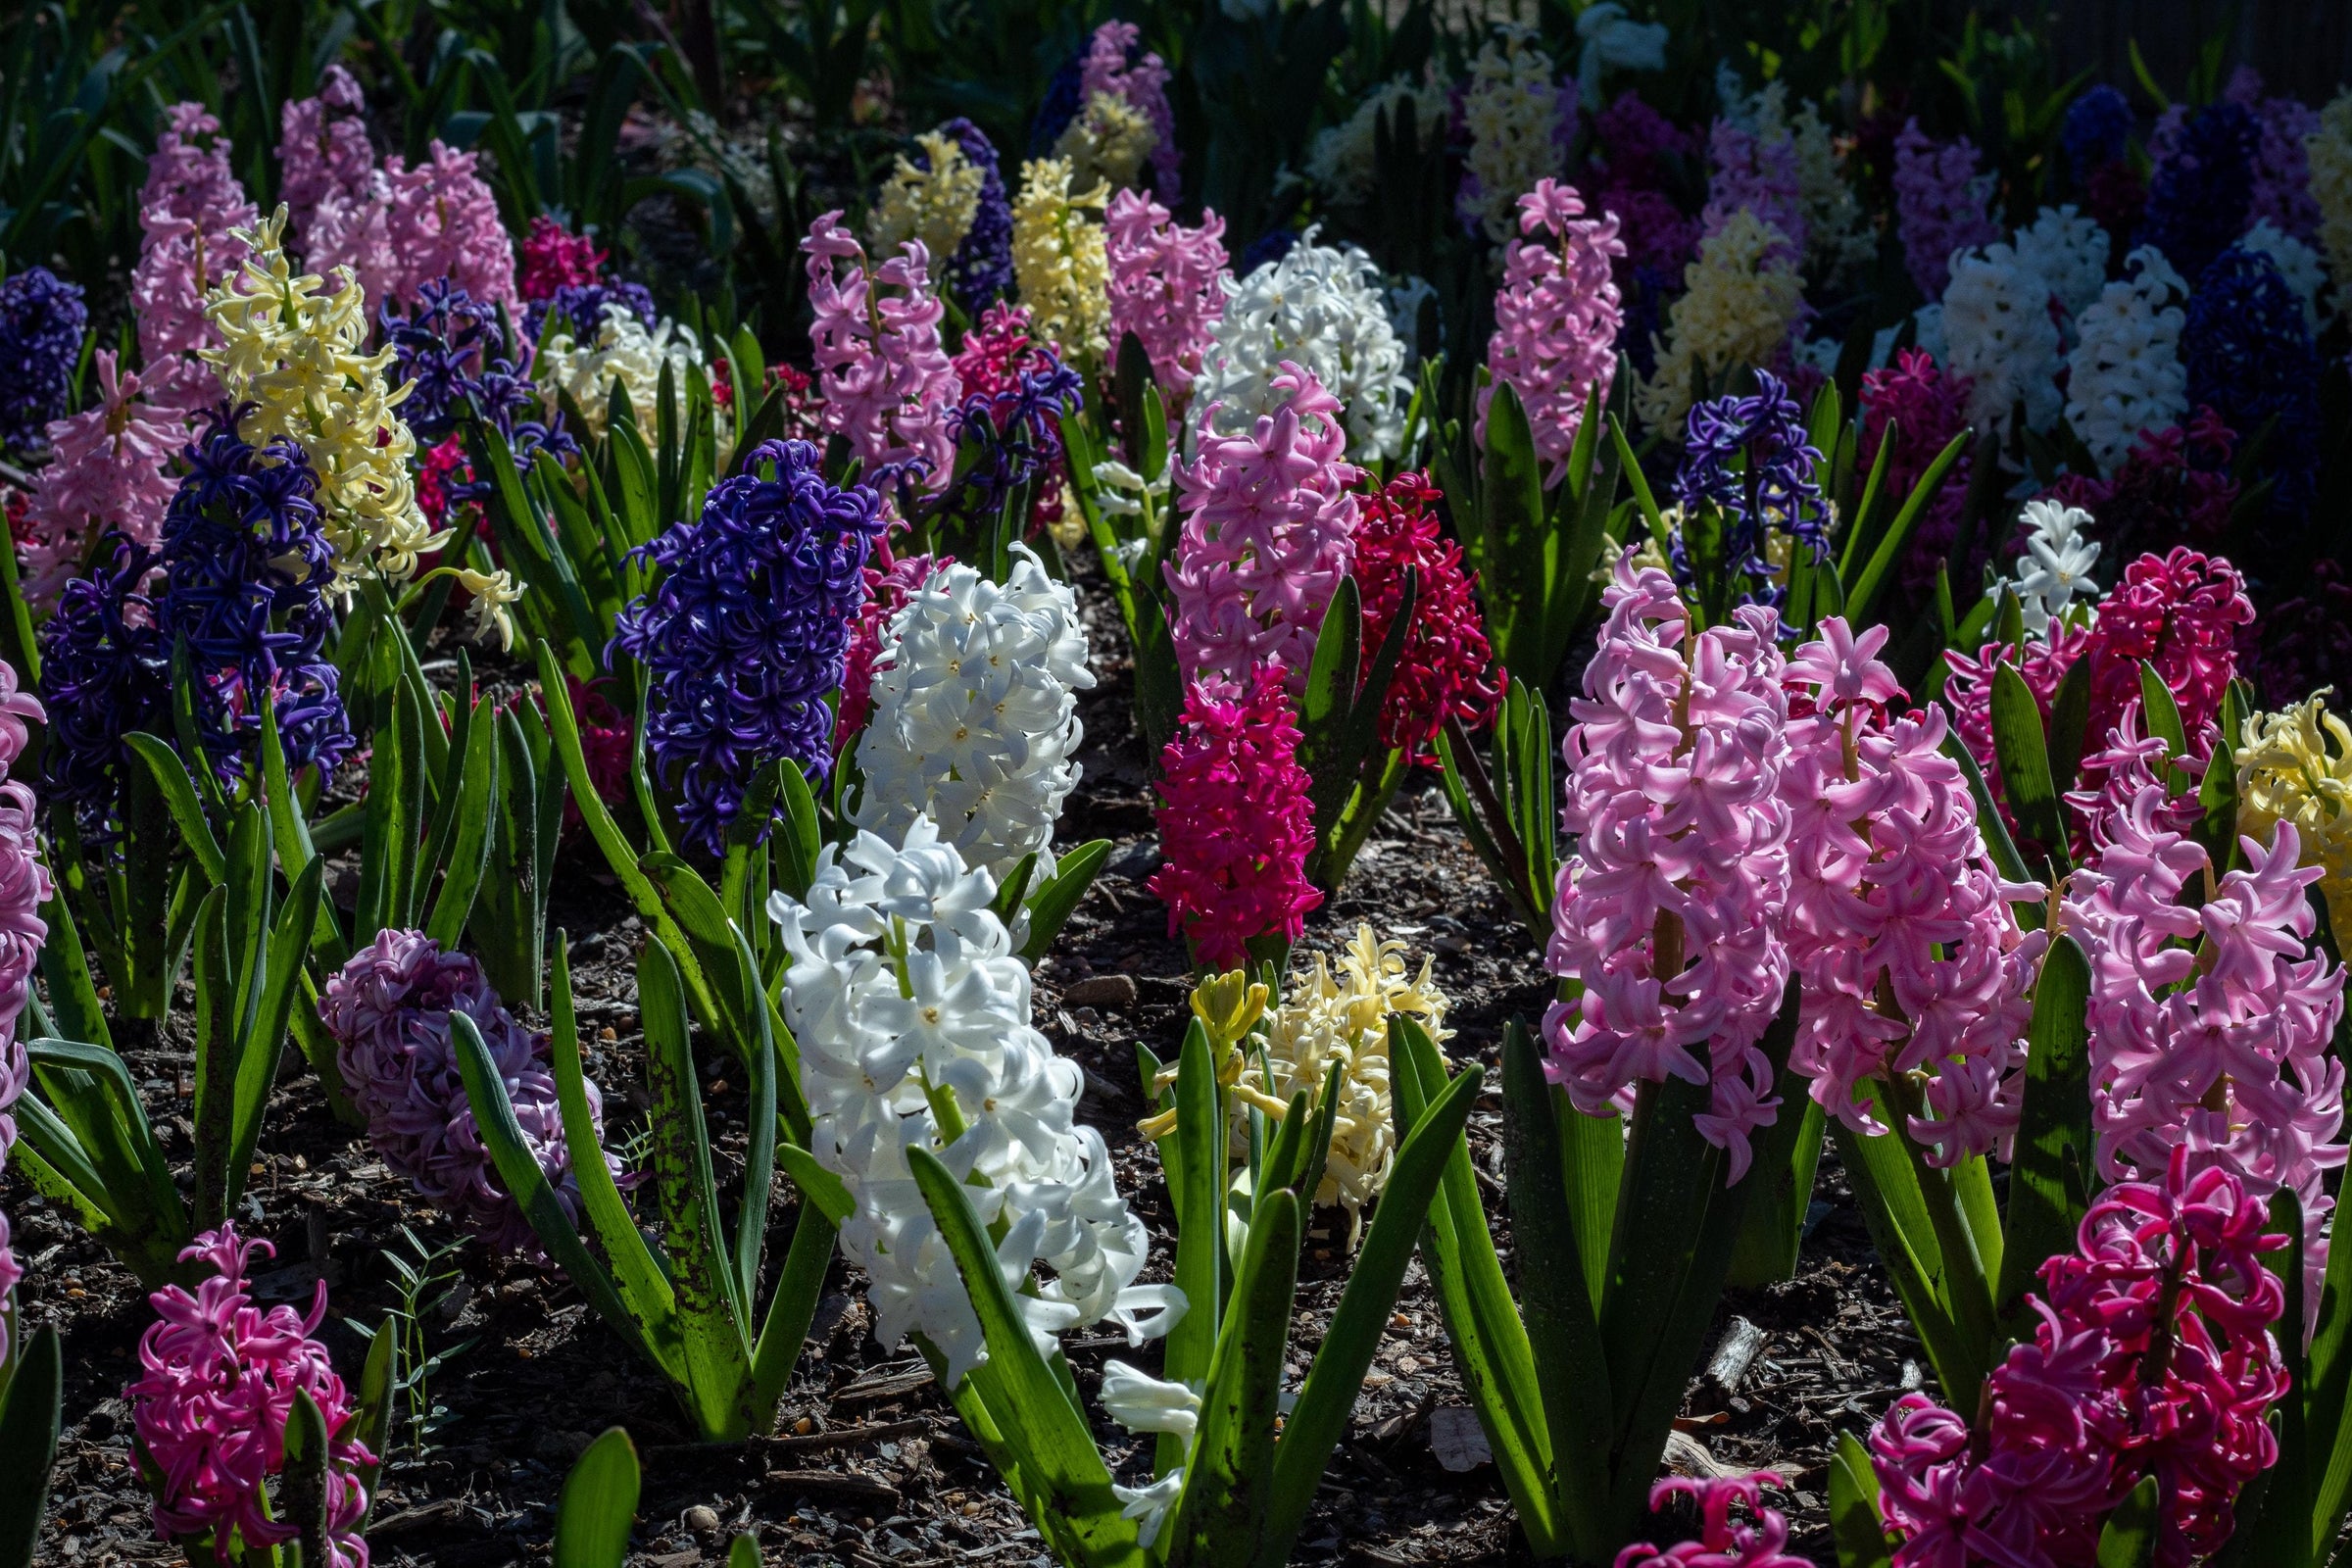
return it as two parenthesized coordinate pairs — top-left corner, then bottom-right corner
(905, 1146), (1141, 1565)
(222, 857), (321, 1219)
(353, 671), (422, 943)
(777, 1140), (854, 1224)
(554, 1428), (641, 1568)
(1838, 413), (1900, 579)
(1019, 840), (1110, 962)
(188, 885), (238, 1232)
(2097, 1476), (2162, 1567)
(1166, 1190), (1299, 1565)
(1996, 935), (2092, 1327)
(24, 1040), (180, 1244)
(2301, 1101), (2352, 1558)
(2043, 656), (2094, 804)
(2137, 661), (2191, 783)
(1159, 1018), (1226, 1449)
(750, 1196), (839, 1422)
(2197, 680), (2251, 873)
(1847, 431), (1969, 625)
(1989, 662), (2071, 871)
(1477, 381), (1546, 673)
(34, 889), (112, 1052)
(1609, 415), (1674, 557)
(771, 757), (824, 903)
(1830, 1430), (1891, 1568)
(425, 701), (502, 947)
(122, 733), (224, 880)
(352, 1313), (395, 1521)
(1943, 734), (2034, 891)
(261, 703), (345, 967)
(278, 1388), (333, 1567)
(0, 1325), (64, 1566)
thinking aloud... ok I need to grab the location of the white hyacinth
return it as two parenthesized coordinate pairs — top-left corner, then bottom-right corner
(769, 816), (1181, 1385)
(1940, 243), (2064, 437)
(1193, 226), (1410, 458)
(2010, 205), (2112, 321)
(849, 545), (1095, 886)
(2065, 246), (2188, 475)
(538, 301), (711, 438)
(2005, 499), (2102, 633)
(1304, 76), (1451, 211)
(2238, 219), (2329, 334)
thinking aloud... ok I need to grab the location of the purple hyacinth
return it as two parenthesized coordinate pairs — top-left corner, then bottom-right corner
(1028, 54), (1087, 155)
(2138, 101), (2259, 290)
(37, 533), (170, 837)
(939, 118), (1013, 307)
(1672, 369), (1828, 616)
(609, 438), (886, 854)
(322, 930), (619, 1257)
(0, 265), (89, 453)
(2185, 245), (2323, 525)
(520, 277), (660, 350)
(940, 348), (1084, 530)
(2063, 84), (2133, 176)
(383, 278), (576, 501)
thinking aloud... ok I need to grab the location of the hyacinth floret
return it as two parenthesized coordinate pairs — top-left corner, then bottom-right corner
(381, 277), (575, 504)
(1615, 1473), (1817, 1568)
(804, 211), (961, 493)
(770, 815), (1171, 1385)
(1670, 369), (1828, 615)
(610, 439), (887, 854)
(1350, 470), (1500, 759)
(320, 929), (620, 1255)
(1150, 668), (1324, 968)
(1544, 555), (1793, 1182)
(19, 350), (185, 606)
(850, 545), (1095, 884)
(1893, 121), (2001, 299)
(1194, 226), (1410, 460)
(2139, 101), (2260, 290)
(1477, 178), (1626, 486)
(2182, 243), (2323, 520)
(1104, 188), (1229, 408)
(0, 265), (88, 452)
(1164, 361), (1360, 689)
(128, 1225), (373, 1567)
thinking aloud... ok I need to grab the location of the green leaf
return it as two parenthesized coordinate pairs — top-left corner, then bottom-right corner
(2198, 681), (2250, 870)
(122, 733), (224, 880)
(2138, 661), (2191, 791)
(1847, 431), (1969, 625)
(278, 1388), (333, 1568)
(353, 1313), (396, 1519)
(223, 857), (321, 1218)
(0, 1325), (63, 1568)
(1160, 1018), (1225, 1450)
(1996, 935), (2092, 1328)
(1166, 1189), (1299, 1564)
(554, 1428), (642, 1568)
(2097, 1476), (2163, 1568)
(777, 1140), (854, 1224)
(1478, 381), (1547, 672)
(188, 886), (238, 1231)
(1943, 734), (2034, 890)
(2043, 656), (2094, 802)
(424, 701), (502, 947)
(1830, 1431), (1891, 1568)
(1019, 840), (1110, 962)
(727, 1536), (760, 1568)
(749, 1199), (840, 1429)
(1989, 662), (2070, 871)
(1839, 415), (1900, 579)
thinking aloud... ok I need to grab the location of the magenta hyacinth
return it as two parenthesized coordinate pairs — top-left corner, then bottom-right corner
(1616, 1474), (1817, 1568)
(803, 210), (960, 493)
(838, 547), (942, 750)
(1543, 554), (1793, 1182)
(1893, 119), (2001, 299)
(1149, 668), (1324, 967)
(127, 1226), (374, 1567)
(1782, 619), (2042, 1165)
(1163, 361), (1360, 690)
(1478, 178), (1627, 486)
(319, 930), (621, 1256)
(1871, 1152), (2288, 1568)
(1104, 187), (1229, 410)
(19, 350), (184, 605)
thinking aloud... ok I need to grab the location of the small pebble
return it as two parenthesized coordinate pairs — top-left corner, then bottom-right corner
(683, 1505), (721, 1533)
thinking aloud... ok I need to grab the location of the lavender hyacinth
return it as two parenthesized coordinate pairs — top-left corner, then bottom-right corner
(321, 930), (619, 1257)
(2184, 245), (2323, 524)
(0, 265), (88, 452)
(940, 118), (1014, 306)
(1671, 370), (1828, 619)
(610, 438), (887, 853)
(383, 278), (576, 502)
(2138, 101), (2259, 288)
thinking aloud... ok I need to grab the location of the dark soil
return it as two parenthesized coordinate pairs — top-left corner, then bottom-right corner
(10, 551), (1914, 1567)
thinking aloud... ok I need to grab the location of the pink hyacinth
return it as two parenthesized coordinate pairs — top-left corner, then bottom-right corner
(1616, 1474), (1816, 1568)
(383, 140), (518, 307)
(518, 215), (607, 300)
(1543, 554), (1793, 1182)
(1103, 188), (1229, 409)
(1783, 619), (2042, 1165)
(838, 548), (942, 749)
(803, 210), (960, 494)
(1081, 20), (1181, 199)
(2060, 786), (2346, 1324)
(131, 103), (257, 413)
(0, 657), (48, 1373)
(1940, 617), (2094, 856)
(2077, 548), (2251, 781)
(1893, 119), (2001, 299)
(19, 351), (183, 606)
(1872, 1152), (2287, 1568)
(1478, 179), (1627, 487)
(127, 1226), (373, 1568)
(1351, 470), (1499, 759)
(1858, 349), (1975, 593)
(1701, 118), (1806, 263)
(1149, 668), (1324, 967)
(319, 930), (622, 1256)
(279, 64), (398, 305)
(949, 301), (1055, 403)
(1164, 362), (1360, 690)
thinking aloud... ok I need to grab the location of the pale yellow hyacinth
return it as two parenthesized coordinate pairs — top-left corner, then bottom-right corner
(869, 130), (985, 265)
(2308, 93), (2352, 316)
(1636, 210), (1808, 428)
(2237, 697), (2352, 941)
(1054, 92), (1157, 195)
(1460, 26), (1567, 245)
(1013, 157), (1111, 372)
(204, 208), (439, 587)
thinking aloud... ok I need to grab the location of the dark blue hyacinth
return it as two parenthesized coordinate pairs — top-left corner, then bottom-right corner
(39, 418), (355, 836)
(2138, 102), (2259, 291)
(938, 118), (1014, 307)
(0, 266), (89, 453)
(1671, 370), (1828, 618)
(520, 278), (659, 350)
(608, 439), (888, 854)
(1028, 54), (1086, 156)
(383, 279), (577, 501)
(942, 349), (1086, 530)
(2183, 245), (2323, 524)
(2063, 85), (2133, 176)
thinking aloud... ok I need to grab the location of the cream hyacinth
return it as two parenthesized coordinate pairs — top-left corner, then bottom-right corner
(1459, 27), (1570, 244)
(1637, 211), (1807, 428)
(1012, 157), (1112, 371)
(1054, 93), (1158, 195)
(868, 129), (985, 264)
(2066, 246), (2189, 475)
(2238, 697), (2352, 943)
(537, 301), (713, 441)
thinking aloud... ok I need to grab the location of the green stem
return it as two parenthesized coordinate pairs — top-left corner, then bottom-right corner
(1881, 1072), (1998, 1397)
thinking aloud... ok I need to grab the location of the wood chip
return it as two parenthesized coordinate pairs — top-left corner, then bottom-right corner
(762, 1417), (933, 1455)
(763, 1470), (904, 1506)
(832, 1364), (935, 1404)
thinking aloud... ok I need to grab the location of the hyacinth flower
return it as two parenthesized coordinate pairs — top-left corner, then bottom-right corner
(2182, 244), (2322, 524)
(1457, 26), (1575, 245)
(17, 350), (184, 607)
(130, 102), (258, 414)
(1103, 187), (1229, 412)
(803, 210), (960, 494)
(1668, 369), (1830, 623)
(2138, 101), (2259, 291)
(128, 1226), (374, 1567)
(1616, 1474), (1816, 1568)
(928, 323), (1085, 556)
(2065, 246), (2190, 477)
(519, 214), (607, 299)
(1350, 470), (1500, 761)
(0, 264), (88, 453)
(1635, 210), (1807, 429)
(0, 658), (49, 1372)
(609, 438), (888, 854)
(837, 548), (943, 751)
(1857, 348), (1975, 593)
(1478, 177), (1627, 486)
(2236, 696), (2352, 943)
(1867, 1152), (2288, 1568)
(1892, 120), (2000, 299)
(1010, 156), (1112, 373)
(1077, 19), (1180, 199)
(869, 127), (987, 272)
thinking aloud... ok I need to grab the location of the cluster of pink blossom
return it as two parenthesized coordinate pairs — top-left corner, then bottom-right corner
(1782, 620), (2042, 1165)
(1892, 119), (2001, 298)
(1103, 188), (1229, 408)
(517, 214), (608, 299)
(1149, 667), (1323, 966)
(1478, 178), (1627, 486)
(129, 102), (257, 412)
(1700, 118), (1805, 263)
(17, 351), (185, 604)
(949, 300), (1056, 402)
(1543, 555), (1794, 1181)
(1616, 1474), (1816, 1568)
(279, 64), (515, 308)
(1081, 20), (1181, 199)
(128, 1227), (373, 1567)
(1871, 1152), (2288, 1568)
(1163, 362), (1360, 689)
(1350, 471), (1500, 759)
(837, 548), (942, 748)
(0, 659), (49, 1368)
(803, 212), (960, 494)
(1857, 348), (1975, 592)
